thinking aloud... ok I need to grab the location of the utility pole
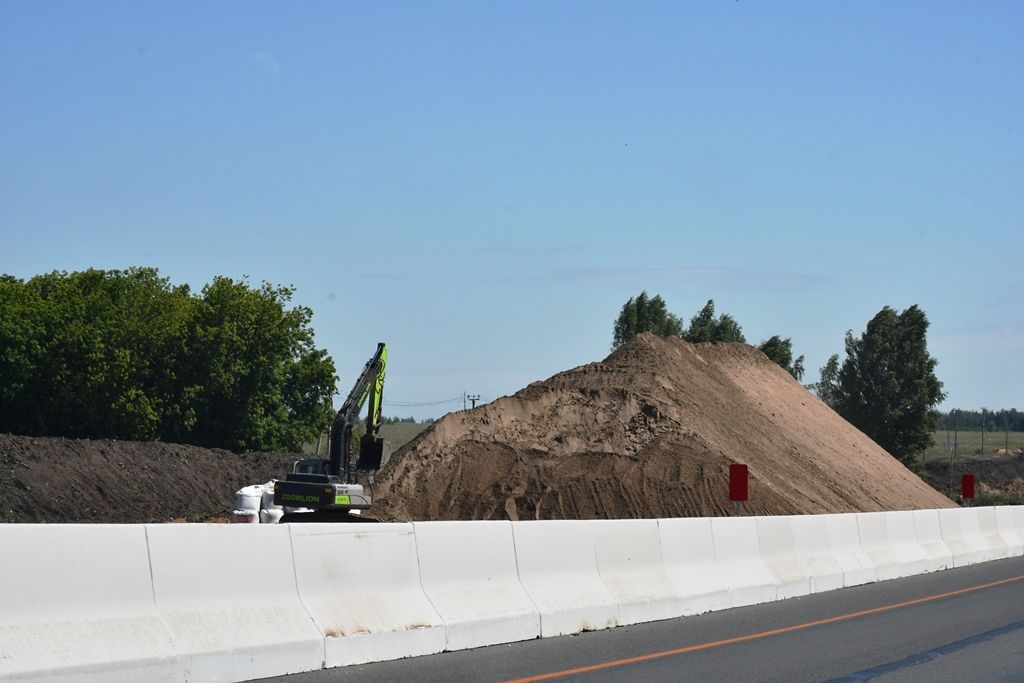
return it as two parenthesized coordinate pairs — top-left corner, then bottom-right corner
(463, 392), (466, 411)
(981, 407), (986, 455)
(950, 409), (958, 496)
(467, 394), (481, 409)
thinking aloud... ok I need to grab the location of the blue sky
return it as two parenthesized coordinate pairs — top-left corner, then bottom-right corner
(2, 1), (1021, 418)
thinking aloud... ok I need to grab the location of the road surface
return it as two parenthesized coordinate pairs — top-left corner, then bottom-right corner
(265, 556), (1024, 682)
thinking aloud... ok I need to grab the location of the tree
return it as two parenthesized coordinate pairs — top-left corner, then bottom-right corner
(611, 291), (683, 349)
(170, 276), (336, 452)
(0, 268), (336, 452)
(681, 299), (746, 343)
(757, 335), (805, 381)
(814, 354), (841, 407)
(830, 305), (945, 465)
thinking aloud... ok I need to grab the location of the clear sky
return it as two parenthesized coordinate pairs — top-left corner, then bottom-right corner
(2, 2), (1021, 418)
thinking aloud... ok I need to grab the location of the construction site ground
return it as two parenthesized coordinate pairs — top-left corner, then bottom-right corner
(1, 334), (977, 524)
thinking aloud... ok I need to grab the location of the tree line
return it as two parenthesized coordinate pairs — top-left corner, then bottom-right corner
(612, 293), (945, 467)
(0, 268), (336, 452)
(612, 293), (805, 380)
(937, 409), (1024, 432)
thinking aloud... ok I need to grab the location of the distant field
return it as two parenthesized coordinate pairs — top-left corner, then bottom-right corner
(925, 430), (1024, 461)
(382, 422), (431, 451)
(299, 421), (431, 455)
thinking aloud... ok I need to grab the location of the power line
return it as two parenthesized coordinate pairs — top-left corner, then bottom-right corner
(383, 396), (464, 407)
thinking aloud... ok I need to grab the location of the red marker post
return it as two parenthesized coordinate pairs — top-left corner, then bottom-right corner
(729, 464), (749, 516)
(962, 474), (975, 507)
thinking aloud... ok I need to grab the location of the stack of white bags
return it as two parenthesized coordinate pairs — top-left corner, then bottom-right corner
(230, 481), (286, 524)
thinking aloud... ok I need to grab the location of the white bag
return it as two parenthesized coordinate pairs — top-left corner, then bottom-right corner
(260, 508), (285, 524)
(230, 510), (259, 524)
(233, 484), (264, 512)
(260, 481), (281, 511)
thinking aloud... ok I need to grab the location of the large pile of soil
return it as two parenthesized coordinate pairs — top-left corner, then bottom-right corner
(0, 435), (296, 523)
(374, 333), (953, 521)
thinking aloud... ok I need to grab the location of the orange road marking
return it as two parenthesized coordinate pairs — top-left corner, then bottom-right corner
(505, 572), (1024, 682)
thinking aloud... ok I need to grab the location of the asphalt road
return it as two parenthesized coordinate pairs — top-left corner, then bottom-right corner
(266, 556), (1024, 683)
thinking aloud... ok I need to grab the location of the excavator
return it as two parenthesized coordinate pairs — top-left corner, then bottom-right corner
(273, 342), (391, 522)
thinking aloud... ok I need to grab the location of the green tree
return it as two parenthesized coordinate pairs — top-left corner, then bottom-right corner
(681, 299), (746, 343)
(757, 335), (805, 381)
(814, 353), (841, 407)
(0, 268), (193, 440)
(0, 269), (336, 452)
(831, 305), (945, 465)
(179, 277), (336, 452)
(611, 291), (683, 349)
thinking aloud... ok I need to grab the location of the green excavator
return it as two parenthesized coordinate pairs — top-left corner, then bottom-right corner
(273, 342), (391, 522)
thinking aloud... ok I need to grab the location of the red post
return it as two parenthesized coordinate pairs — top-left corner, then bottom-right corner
(961, 474), (975, 501)
(729, 464), (749, 502)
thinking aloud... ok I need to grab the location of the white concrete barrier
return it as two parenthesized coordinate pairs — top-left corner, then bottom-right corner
(7, 506), (1021, 680)
(789, 515), (844, 593)
(856, 512), (904, 581)
(883, 511), (930, 577)
(938, 508), (997, 567)
(994, 506), (1024, 557)
(911, 509), (954, 572)
(512, 520), (618, 637)
(0, 525), (180, 682)
(145, 524), (324, 681)
(709, 517), (777, 607)
(413, 521), (539, 650)
(755, 517), (810, 599)
(822, 514), (876, 587)
(657, 517), (731, 615)
(975, 507), (1012, 560)
(594, 519), (681, 625)
(290, 523), (445, 667)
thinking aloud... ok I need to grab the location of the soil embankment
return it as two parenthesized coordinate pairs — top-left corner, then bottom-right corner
(0, 435), (295, 523)
(374, 333), (953, 521)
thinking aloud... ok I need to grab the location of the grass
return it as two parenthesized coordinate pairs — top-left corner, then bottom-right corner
(381, 422), (431, 451)
(973, 491), (1024, 506)
(298, 421), (431, 455)
(925, 430), (1024, 461)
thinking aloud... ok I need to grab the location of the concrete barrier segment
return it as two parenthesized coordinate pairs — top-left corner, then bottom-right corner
(910, 509), (954, 572)
(412, 521), (539, 650)
(708, 517), (777, 607)
(975, 507), (1012, 561)
(994, 506), (1024, 557)
(0, 524), (180, 682)
(788, 515), (844, 594)
(593, 519), (682, 625)
(821, 514), (876, 587)
(855, 512), (904, 581)
(882, 511), (930, 577)
(289, 523), (445, 667)
(938, 508), (995, 567)
(657, 517), (732, 615)
(511, 520), (618, 637)
(145, 523), (324, 682)
(754, 517), (811, 599)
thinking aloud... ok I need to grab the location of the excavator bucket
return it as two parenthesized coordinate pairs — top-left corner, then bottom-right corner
(357, 434), (391, 471)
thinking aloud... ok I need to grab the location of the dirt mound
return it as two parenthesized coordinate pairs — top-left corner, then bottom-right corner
(0, 434), (296, 523)
(374, 333), (953, 520)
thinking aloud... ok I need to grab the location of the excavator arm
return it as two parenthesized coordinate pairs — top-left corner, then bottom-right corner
(328, 342), (388, 482)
